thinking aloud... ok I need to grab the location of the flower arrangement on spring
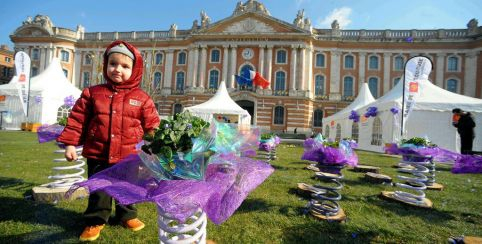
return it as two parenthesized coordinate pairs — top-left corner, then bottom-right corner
(258, 133), (280, 152)
(348, 110), (360, 122)
(302, 134), (358, 167)
(140, 111), (214, 180)
(364, 106), (378, 118)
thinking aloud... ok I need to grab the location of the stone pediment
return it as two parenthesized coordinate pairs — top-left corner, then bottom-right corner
(14, 26), (52, 37)
(203, 13), (306, 35)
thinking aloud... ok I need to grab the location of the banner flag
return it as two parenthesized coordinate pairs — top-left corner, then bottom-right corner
(234, 74), (252, 86)
(401, 56), (432, 136)
(14, 51), (31, 116)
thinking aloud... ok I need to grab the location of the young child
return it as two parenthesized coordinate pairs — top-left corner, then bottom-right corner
(57, 40), (160, 241)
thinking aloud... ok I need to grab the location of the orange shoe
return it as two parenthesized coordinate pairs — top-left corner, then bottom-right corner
(79, 224), (105, 242)
(123, 218), (145, 232)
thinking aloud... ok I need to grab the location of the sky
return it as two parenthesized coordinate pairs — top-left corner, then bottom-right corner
(1, 0), (481, 49)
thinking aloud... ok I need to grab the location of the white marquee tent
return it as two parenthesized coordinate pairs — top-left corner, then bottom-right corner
(0, 58), (81, 130)
(184, 81), (251, 125)
(324, 83), (375, 140)
(327, 79), (482, 153)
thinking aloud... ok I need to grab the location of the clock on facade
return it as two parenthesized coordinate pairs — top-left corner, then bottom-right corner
(242, 48), (254, 60)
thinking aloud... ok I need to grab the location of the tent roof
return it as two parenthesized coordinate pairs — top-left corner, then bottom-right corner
(29, 58), (81, 99)
(358, 78), (482, 113)
(325, 83), (375, 121)
(185, 81), (249, 116)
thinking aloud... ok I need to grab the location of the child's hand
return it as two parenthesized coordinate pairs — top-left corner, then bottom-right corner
(65, 145), (78, 161)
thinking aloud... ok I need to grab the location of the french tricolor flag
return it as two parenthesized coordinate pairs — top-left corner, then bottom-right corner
(249, 70), (270, 89)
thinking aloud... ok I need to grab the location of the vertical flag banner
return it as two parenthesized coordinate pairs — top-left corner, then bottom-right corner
(401, 56), (432, 137)
(14, 51), (31, 116)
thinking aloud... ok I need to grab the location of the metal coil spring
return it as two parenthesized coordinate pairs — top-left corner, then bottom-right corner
(157, 207), (207, 244)
(309, 165), (344, 216)
(48, 146), (86, 188)
(393, 155), (431, 205)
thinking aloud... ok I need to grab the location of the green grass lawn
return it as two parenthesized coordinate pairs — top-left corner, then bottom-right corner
(0, 131), (481, 243)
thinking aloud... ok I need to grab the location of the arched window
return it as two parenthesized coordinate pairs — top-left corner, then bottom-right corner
(84, 54), (92, 65)
(275, 71), (286, 91)
(344, 55), (354, 69)
(393, 77), (401, 87)
(335, 124), (341, 142)
(274, 106), (284, 125)
(371, 117), (383, 146)
(209, 70), (219, 89)
(155, 53), (163, 65)
(315, 75), (325, 96)
(276, 50), (287, 64)
(315, 53), (325, 67)
(394, 56), (404, 70)
(82, 72), (90, 88)
(369, 56), (379, 70)
(324, 125), (330, 138)
(343, 76), (354, 97)
(447, 56), (458, 71)
(173, 103), (183, 116)
(32, 49), (39, 60)
(61, 50), (70, 62)
(313, 109), (323, 127)
(446, 79), (458, 93)
(210, 49), (220, 63)
(176, 72), (185, 91)
(57, 105), (72, 122)
(368, 77), (379, 98)
(177, 52), (186, 65)
(351, 122), (359, 142)
(154, 72), (162, 89)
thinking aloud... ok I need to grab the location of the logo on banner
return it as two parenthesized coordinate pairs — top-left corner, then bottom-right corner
(361, 115), (368, 125)
(330, 120), (335, 127)
(14, 51), (31, 116)
(409, 82), (418, 92)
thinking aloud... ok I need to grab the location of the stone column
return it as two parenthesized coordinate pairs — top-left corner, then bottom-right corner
(290, 45), (297, 92)
(222, 45), (229, 82)
(228, 45), (237, 88)
(298, 46), (306, 91)
(464, 51), (478, 97)
(258, 45), (265, 77)
(329, 51), (341, 100)
(163, 49), (174, 89)
(435, 53), (446, 88)
(266, 45), (273, 90)
(305, 45), (313, 98)
(358, 52), (366, 88)
(187, 46), (195, 89)
(192, 47), (199, 88)
(39, 47), (46, 70)
(199, 45), (207, 88)
(383, 53), (392, 95)
(73, 50), (82, 86)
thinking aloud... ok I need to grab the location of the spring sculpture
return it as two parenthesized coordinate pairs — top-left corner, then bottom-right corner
(157, 207), (207, 244)
(308, 164), (345, 220)
(47, 144), (86, 188)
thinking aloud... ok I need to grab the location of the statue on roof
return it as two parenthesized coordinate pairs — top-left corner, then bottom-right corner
(200, 10), (211, 28)
(293, 9), (305, 28)
(331, 20), (340, 30)
(22, 16), (33, 25)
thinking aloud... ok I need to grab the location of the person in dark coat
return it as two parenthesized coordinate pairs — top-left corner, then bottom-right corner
(452, 108), (476, 154)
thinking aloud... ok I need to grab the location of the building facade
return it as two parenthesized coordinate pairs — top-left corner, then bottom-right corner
(0, 45), (14, 85)
(9, 0), (482, 134)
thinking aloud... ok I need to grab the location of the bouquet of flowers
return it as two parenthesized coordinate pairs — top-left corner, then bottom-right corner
(384, 137), (458, 162)
(140, 111), (215, 180)
(302, 134), (358, 167)
(258, 133), (280, 152)
(36, 116), (68, 144)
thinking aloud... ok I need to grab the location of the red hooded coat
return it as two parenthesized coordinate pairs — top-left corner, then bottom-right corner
(57, 40), (160, 163)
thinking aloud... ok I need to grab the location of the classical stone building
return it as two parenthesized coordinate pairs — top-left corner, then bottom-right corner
(9, 0), (482, 134)
(0, 45), (14, 85)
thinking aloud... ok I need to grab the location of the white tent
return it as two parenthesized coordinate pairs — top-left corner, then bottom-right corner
(184, 81), (251, 125)
(332, 79), (482, 153)
(0, 58), (81, 129)
(324, 83), (375, 140)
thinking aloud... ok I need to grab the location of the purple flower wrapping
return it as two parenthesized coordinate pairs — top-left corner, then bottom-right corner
(383, 143), (460, 162)
(301, 143), (358, 167)
(67, 154), (274, 224)
(37, 124), (65, 143)
(451, 155), (482, 174)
